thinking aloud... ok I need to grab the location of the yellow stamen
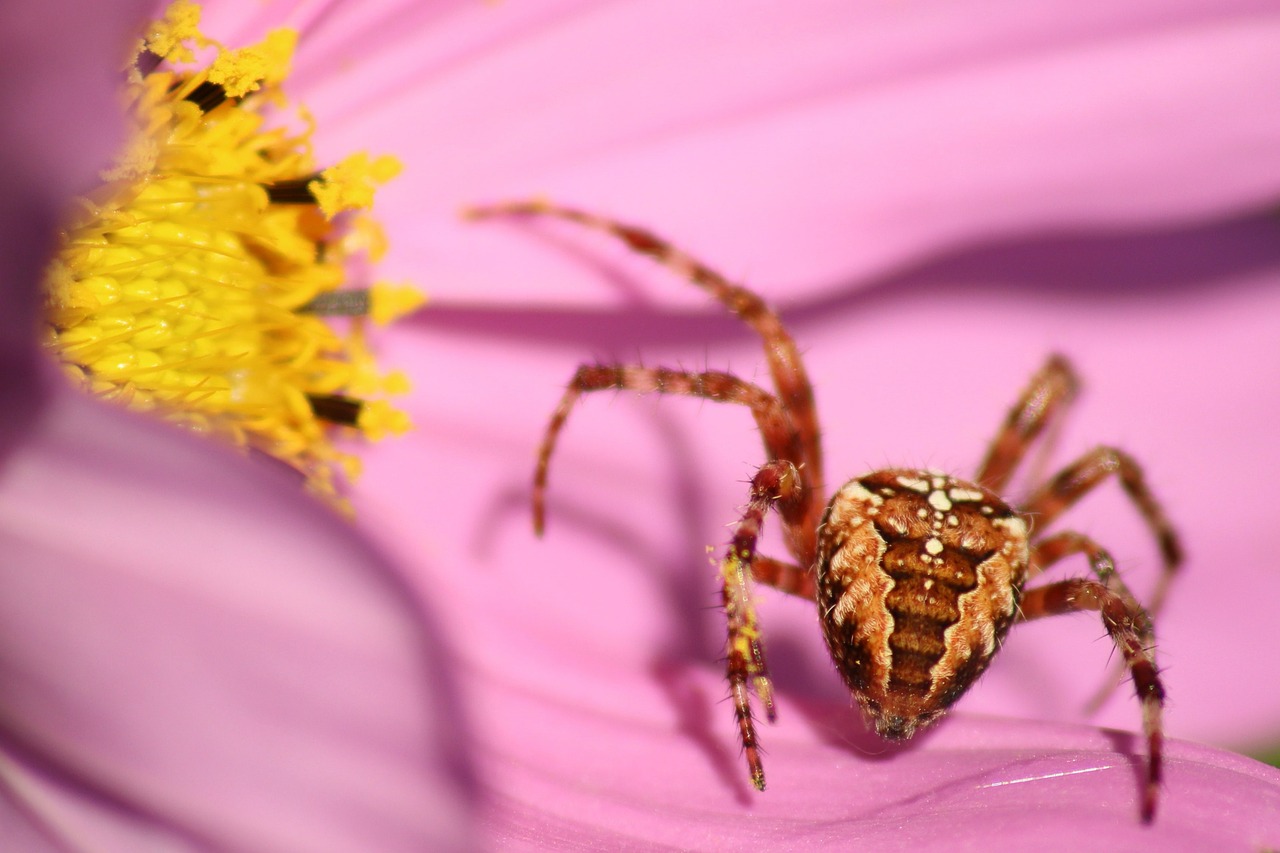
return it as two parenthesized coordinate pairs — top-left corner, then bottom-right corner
(45, 2), (420, 508)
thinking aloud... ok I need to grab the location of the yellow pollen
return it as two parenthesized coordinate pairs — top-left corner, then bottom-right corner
(370, 282), (427, 326)
(310, 153), (404, 219)
(45, 2), (419, 508)
(139, 0), (203, 64)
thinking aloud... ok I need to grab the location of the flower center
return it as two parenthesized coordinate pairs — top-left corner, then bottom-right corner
(43, 1), (419, 506)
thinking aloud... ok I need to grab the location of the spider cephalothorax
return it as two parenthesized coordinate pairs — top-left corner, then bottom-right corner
(470, 200), (1182, 822)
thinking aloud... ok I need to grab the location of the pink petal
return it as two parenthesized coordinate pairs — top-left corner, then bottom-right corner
(0, 1), (478, 846)
(471, 700), (1280, 849)
(267, 0), (1280, 306)
(0, 0), (150, 210)
(0, 0), (153, 426)
(0, 383), (477, 850)
(310, 0), (1280, 838)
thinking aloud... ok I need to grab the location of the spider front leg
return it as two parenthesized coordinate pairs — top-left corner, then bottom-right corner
(721, 459), (805, 791)
(471, 199), (826, 537)
(1018, 574), (1164, 822)
(750, 554), (816, 599)
(532, 363), (814, 559)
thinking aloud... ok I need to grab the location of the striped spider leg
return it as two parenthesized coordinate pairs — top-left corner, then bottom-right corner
(975, 356), (1183, 821)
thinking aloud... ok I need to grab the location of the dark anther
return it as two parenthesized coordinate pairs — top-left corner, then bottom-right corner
(299, 290), (371, 317)
(265, 177), (321, 204)
(185, 81), (230, 112)
(308, 393), (363, 427)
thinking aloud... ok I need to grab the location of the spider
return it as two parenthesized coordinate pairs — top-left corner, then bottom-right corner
(469, 200), (1183, 822)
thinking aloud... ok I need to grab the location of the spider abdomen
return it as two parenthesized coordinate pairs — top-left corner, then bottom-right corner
(816, 469), (1030, 740)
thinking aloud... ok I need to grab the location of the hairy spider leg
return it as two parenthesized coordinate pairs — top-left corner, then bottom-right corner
(530, 365), (808, 548)
(985, 355), (1180, 713)
(1026, 531), (1137, 594)
(1021, 446), (1183, 618)
(975, 354), (1079, 494)
(1017, 572), (1165, 823)
(1020, 445), (1184, 715)
(750, 555), (816, 599)
(469, 199), (824, 563)
(532, 363), (811, 791)
(721, 459), (805, 791)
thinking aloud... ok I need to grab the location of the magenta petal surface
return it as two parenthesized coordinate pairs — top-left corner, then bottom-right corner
(0, 1), (476, 847)
(305, 0), (1280, 843)
(474, 707), (1280, 850)
(0, 386), (476, 850)
(0, 0), (152, 443)
(271, 0), (1280, 307)
(0, 0), (151, 210)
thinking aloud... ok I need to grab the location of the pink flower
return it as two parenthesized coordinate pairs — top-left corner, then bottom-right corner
(7, 0), (1280, 849)
(0, 1), (475, 848)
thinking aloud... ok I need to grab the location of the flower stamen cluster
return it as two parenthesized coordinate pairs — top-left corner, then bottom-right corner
(44, 1), (419, 505)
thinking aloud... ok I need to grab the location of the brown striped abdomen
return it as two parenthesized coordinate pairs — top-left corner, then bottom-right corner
(816, 469), (1030, 740)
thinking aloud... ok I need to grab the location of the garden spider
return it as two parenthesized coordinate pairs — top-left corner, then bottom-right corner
(470, 200), (1182, 822)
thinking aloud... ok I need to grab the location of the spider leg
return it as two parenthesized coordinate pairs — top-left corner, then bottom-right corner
(1027, 531), (1134, 591)
(469, 200), (825, 554)
(1022, 449), (1182, 715)
(532, 363), (814, 561)
(1018, 575), (1164, 822)
(1022, 446), (1183, 619)
(751, 555), (815, 599)
(975, 354), (1079, 494)
(722, 459), (804, 791)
